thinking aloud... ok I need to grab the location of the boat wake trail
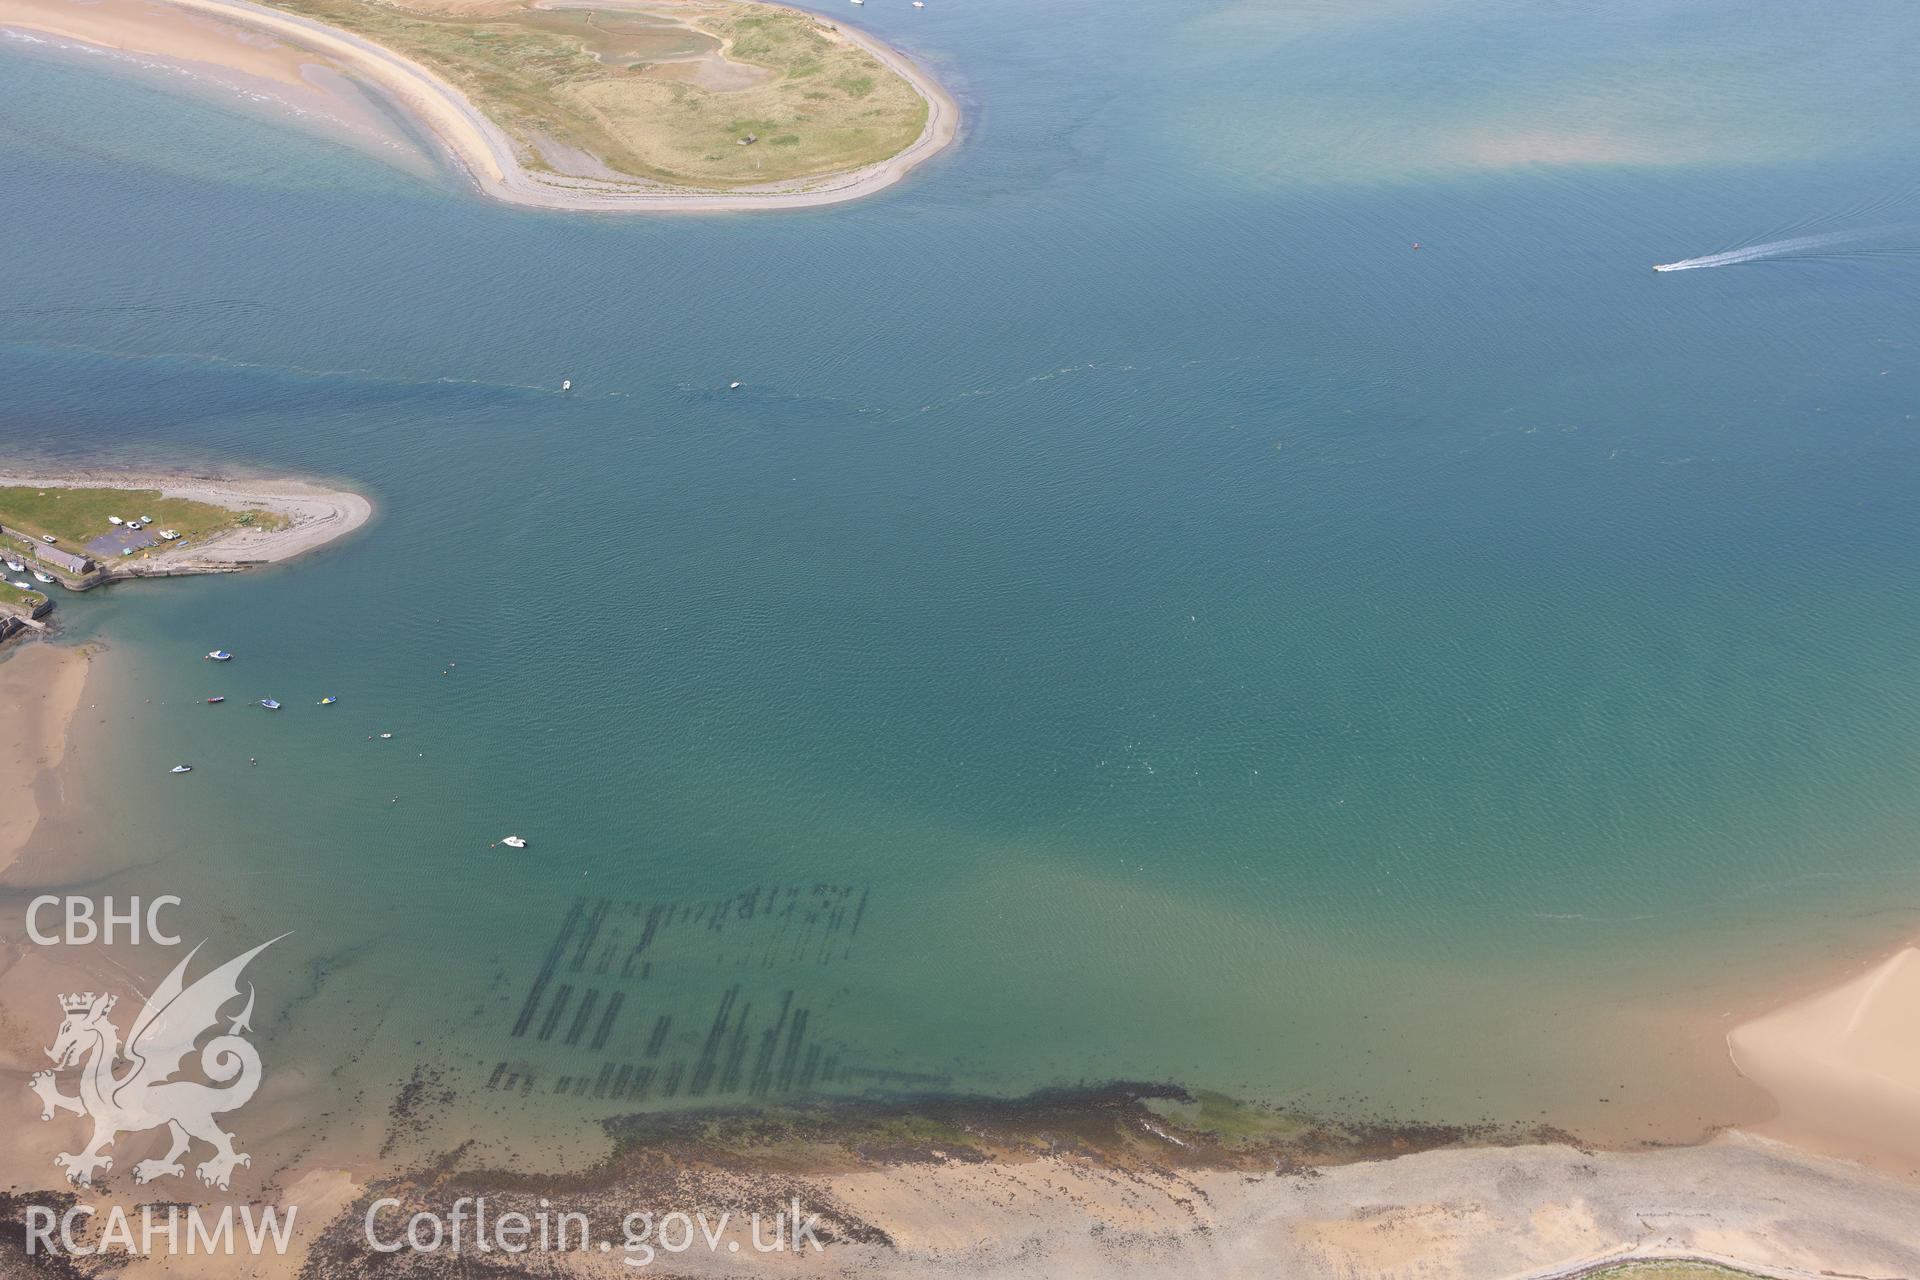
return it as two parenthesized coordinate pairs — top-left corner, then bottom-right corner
(1654, 230), (1862, 271)
(1654, 208), (1920, 272)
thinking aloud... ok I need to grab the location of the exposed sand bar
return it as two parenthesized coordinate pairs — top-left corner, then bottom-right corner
(0, 0), (958, 212)
(0, 0), (432, 164)
(0, 467), (372, 570)
(0, 643), (90, 877)
(1729, 944), (1920, 1172)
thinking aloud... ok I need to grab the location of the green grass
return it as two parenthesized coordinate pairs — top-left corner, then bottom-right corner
(1583, 1265), (1769, 1280)
(2, 583), (48, 613)
(0, 486), (281, 565)
(261, 0), (927, 189)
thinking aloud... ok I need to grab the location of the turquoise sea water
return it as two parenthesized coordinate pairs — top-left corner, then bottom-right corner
(6, 0), (1920, 1158)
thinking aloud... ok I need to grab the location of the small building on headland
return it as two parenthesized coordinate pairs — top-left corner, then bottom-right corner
(35, 546), (95, 577)
(4, 525), (96, 581)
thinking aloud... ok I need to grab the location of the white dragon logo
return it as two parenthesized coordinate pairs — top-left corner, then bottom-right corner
(27, 937), (283, 1191)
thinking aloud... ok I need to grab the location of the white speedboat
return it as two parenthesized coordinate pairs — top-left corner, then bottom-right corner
(10, 580), (32, 590)
(208, 650), (233, 661)
(170, 765), (193, 774)
(562, 379), (572, 391)
(259, 698), (281, 710)
(3, 559), (24, 572)
(500, 836), (528, 849)
(33, 571), (54, 584)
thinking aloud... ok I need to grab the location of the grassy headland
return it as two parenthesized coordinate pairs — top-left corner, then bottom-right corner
(0, 484), (283, 565)
(1, 584), (48, 614)
(261, 0), (929, 189)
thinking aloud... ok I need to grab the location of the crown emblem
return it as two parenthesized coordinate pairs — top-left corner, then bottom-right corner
(59, 992), (113, 1015)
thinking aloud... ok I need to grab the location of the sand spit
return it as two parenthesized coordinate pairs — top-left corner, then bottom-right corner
(0, 0), (959, 212)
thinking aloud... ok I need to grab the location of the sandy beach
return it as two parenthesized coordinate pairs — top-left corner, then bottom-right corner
(272, 1095), (1920, 1279)
(0, 0), (959, 213)
(0, 643), (90, 877)
(6, 934), (1920, 1280)
(1728, 945), (1920, 1175)
(0, 467), (372, 573)
(0, 0), (439, 167)
(808, 1133), (1920, 1280)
